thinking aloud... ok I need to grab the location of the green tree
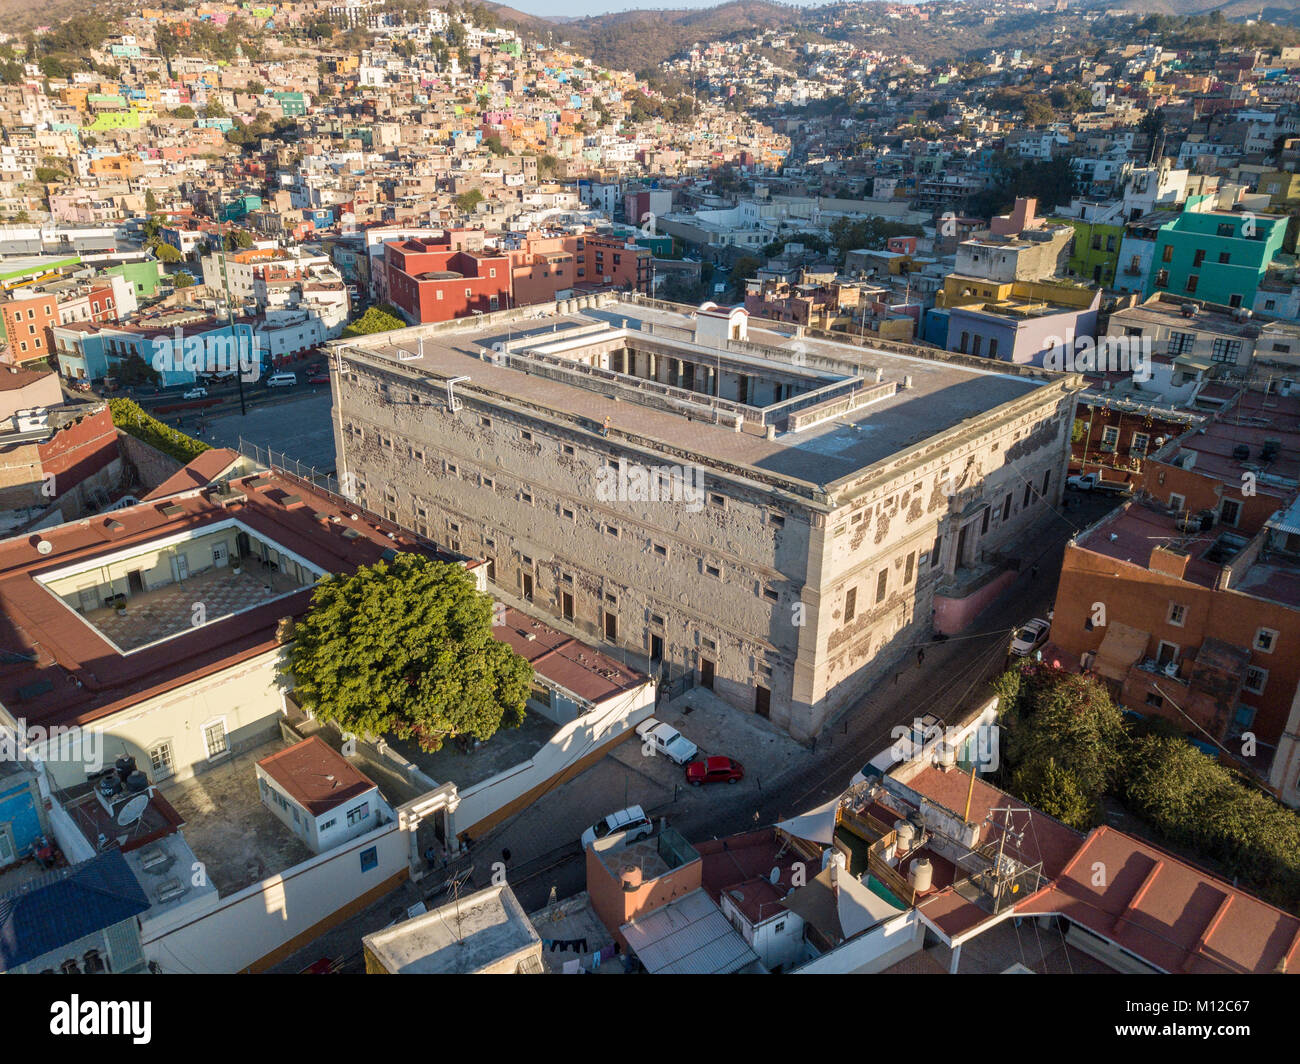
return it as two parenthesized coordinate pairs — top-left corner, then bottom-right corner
(455, 188), (485, 214)
(202, 100), (226, 118)
(730, 254), (762, 284)
(171, 104), (196, 119)
(282, 555), (533, 752)
(152, 241), (182, 263)
(342, 304), (407, 337)
(173, 270), (195, 289)
(145, 188), (159, 212)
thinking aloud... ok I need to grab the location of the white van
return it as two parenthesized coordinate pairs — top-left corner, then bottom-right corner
(265, 372), (297, 388)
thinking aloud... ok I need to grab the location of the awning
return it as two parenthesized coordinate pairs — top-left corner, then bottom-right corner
(776, 795), (841, 845)
(1173, 351), (1216, 371)
(1093, 621), (1150, 682)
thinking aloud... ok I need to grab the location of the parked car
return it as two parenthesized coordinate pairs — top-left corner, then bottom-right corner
(1009, 618), (1051, 657)
(686, 756), (744, 786)
(1067, 473), (1129, 495)
(308, 372), (331, 385)
(182, 386), (208, 400)
(580, 805), (653, 849)
(635, 718), (698, 764)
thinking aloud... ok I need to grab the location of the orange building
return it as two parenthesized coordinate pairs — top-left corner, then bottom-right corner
(1, 293), (59, 363)
(1050, 385), (1300, 803)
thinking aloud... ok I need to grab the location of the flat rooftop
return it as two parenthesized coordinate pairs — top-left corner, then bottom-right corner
(160, 741), (314, 895)
(362, 882), (541, 974)
(344, 299), (1053, 491)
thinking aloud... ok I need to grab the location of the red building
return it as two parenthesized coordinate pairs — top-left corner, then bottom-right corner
(384, 238), (511, 324)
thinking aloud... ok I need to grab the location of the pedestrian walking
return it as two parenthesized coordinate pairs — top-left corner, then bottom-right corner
(917, 648), (925, 667)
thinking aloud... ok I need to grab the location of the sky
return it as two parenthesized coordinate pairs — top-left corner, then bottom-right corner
(503, 0), (854, 20)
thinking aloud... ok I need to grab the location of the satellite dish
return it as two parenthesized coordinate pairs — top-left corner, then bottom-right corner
(36, 540), (52, 555)
(116, 793), (150, 826)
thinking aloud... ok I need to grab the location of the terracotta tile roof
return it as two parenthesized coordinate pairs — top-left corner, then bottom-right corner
(257, 736), (375, 816)
(1017, 826), (1300, 974)
(141, 447), (242, 501)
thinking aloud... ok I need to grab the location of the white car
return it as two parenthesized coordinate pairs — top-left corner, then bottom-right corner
(182, 387), (207, 400)
(580, 805), (653, 849)
(635, 718), (698, 765)
(1010, 618), (1051, 657)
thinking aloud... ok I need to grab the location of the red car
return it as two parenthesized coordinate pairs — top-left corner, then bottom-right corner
(686, 756), (744, 786)
(308, 373), (331, 385)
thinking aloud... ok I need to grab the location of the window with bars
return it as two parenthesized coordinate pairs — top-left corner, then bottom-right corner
(1210, 338), (1242, 364)
(1167, 331), (1195, 355)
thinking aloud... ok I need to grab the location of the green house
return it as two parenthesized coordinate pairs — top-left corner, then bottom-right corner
(1145, 198), (1288, 307)
(1057, 217), (1126, 288)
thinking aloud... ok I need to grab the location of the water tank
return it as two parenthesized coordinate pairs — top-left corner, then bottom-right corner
(97, 774), (123, 799)
(909, 857), (934, 893)
(935, 741), (957, 771)
(620, 866), (643, 892)
(115, 754), (136, 780)
(126, 771), (150, 793)
(821, 847), (848, 871)
(894, 819), (916, 854)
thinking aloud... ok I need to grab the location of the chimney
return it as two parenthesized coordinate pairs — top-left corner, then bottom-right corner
(1149, 544), (1189, 579)
(829, 859), (840, 899)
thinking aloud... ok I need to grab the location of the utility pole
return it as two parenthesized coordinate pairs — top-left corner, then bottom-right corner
(218, 198), (248, 416)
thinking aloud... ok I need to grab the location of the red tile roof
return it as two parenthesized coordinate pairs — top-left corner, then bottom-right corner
(257, 736), (375, 816)
(141, 447), (243, 501)
(1017, 826), (1300, 974)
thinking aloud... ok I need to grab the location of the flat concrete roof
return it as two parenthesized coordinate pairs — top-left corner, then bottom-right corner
(346, 300), (1051, 491)
(362, 882), (541, 974)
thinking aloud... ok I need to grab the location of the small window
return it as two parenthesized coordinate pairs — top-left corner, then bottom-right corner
(1255, 628), (1278, 654)
(768, 511), (785, 528)
(520, 429), (533, 441)
(482, 476), (495, 490)
(708, 493), (725, 508)
(203, 720), (228, 760)
(520, 490), (534, 505)
(652, 542), (668, 558)
(844, 586), (856, 623)
(1167, 602), (1186, 627)
(347, 802), (371, 827)
(561, 506), (575, 521)
(763, 586), (779, 603)
(605, 524), (621, 538)
(562, 443), (575, 456)
(1245, 666), (1268, 695)
(875, 570), (888, 603)
(705, 563), (721, 579)
(480, 416), (492, 428)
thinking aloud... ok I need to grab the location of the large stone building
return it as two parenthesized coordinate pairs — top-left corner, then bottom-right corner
(329, 295), (1083, 740)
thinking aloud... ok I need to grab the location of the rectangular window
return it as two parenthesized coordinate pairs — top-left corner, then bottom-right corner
(346, 802), (370, 827)
(203, 720), (228, 759)
(1193, 249), (1205, 267)
(705, 563), (721, 579)
(763, 586), (779, 603)
(1167, 602), (1186, 627)
(930, 535), (942, 567)
(1167, 331), (1195, 355)
(844, 587), (856, 623)
(1185, 275), (1198, 295)
(1218, 251), (1230, 264)
(1155, 269), (1169, 289)
(875, 569), (888, 603)
(149, 742), (174, 781)
(1210, 338), (1242, 364)
(1255, 628), (1278, 653)
(1245, 666), (1268, 695)
(1162, 244), (1173, 263)
(652, 542), (668, 558)
(904, 551), (916, 585)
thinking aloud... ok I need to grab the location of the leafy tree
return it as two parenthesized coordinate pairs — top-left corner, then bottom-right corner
(282, 555), (533, 752)
(455, 188), (485, 214)
(342, 304), (407, 337)
(171, 104), (196, 119)
(730, 255), (763, 284)
(202, 100), (227, 119)
(145, 189), (159, 212)
(34, 167), (65, 183)
(152, 241), (182, 263)
(173, 270), (195, 289)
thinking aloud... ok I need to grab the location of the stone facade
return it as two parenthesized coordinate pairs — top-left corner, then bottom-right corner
(330, 297), (1081, 740)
